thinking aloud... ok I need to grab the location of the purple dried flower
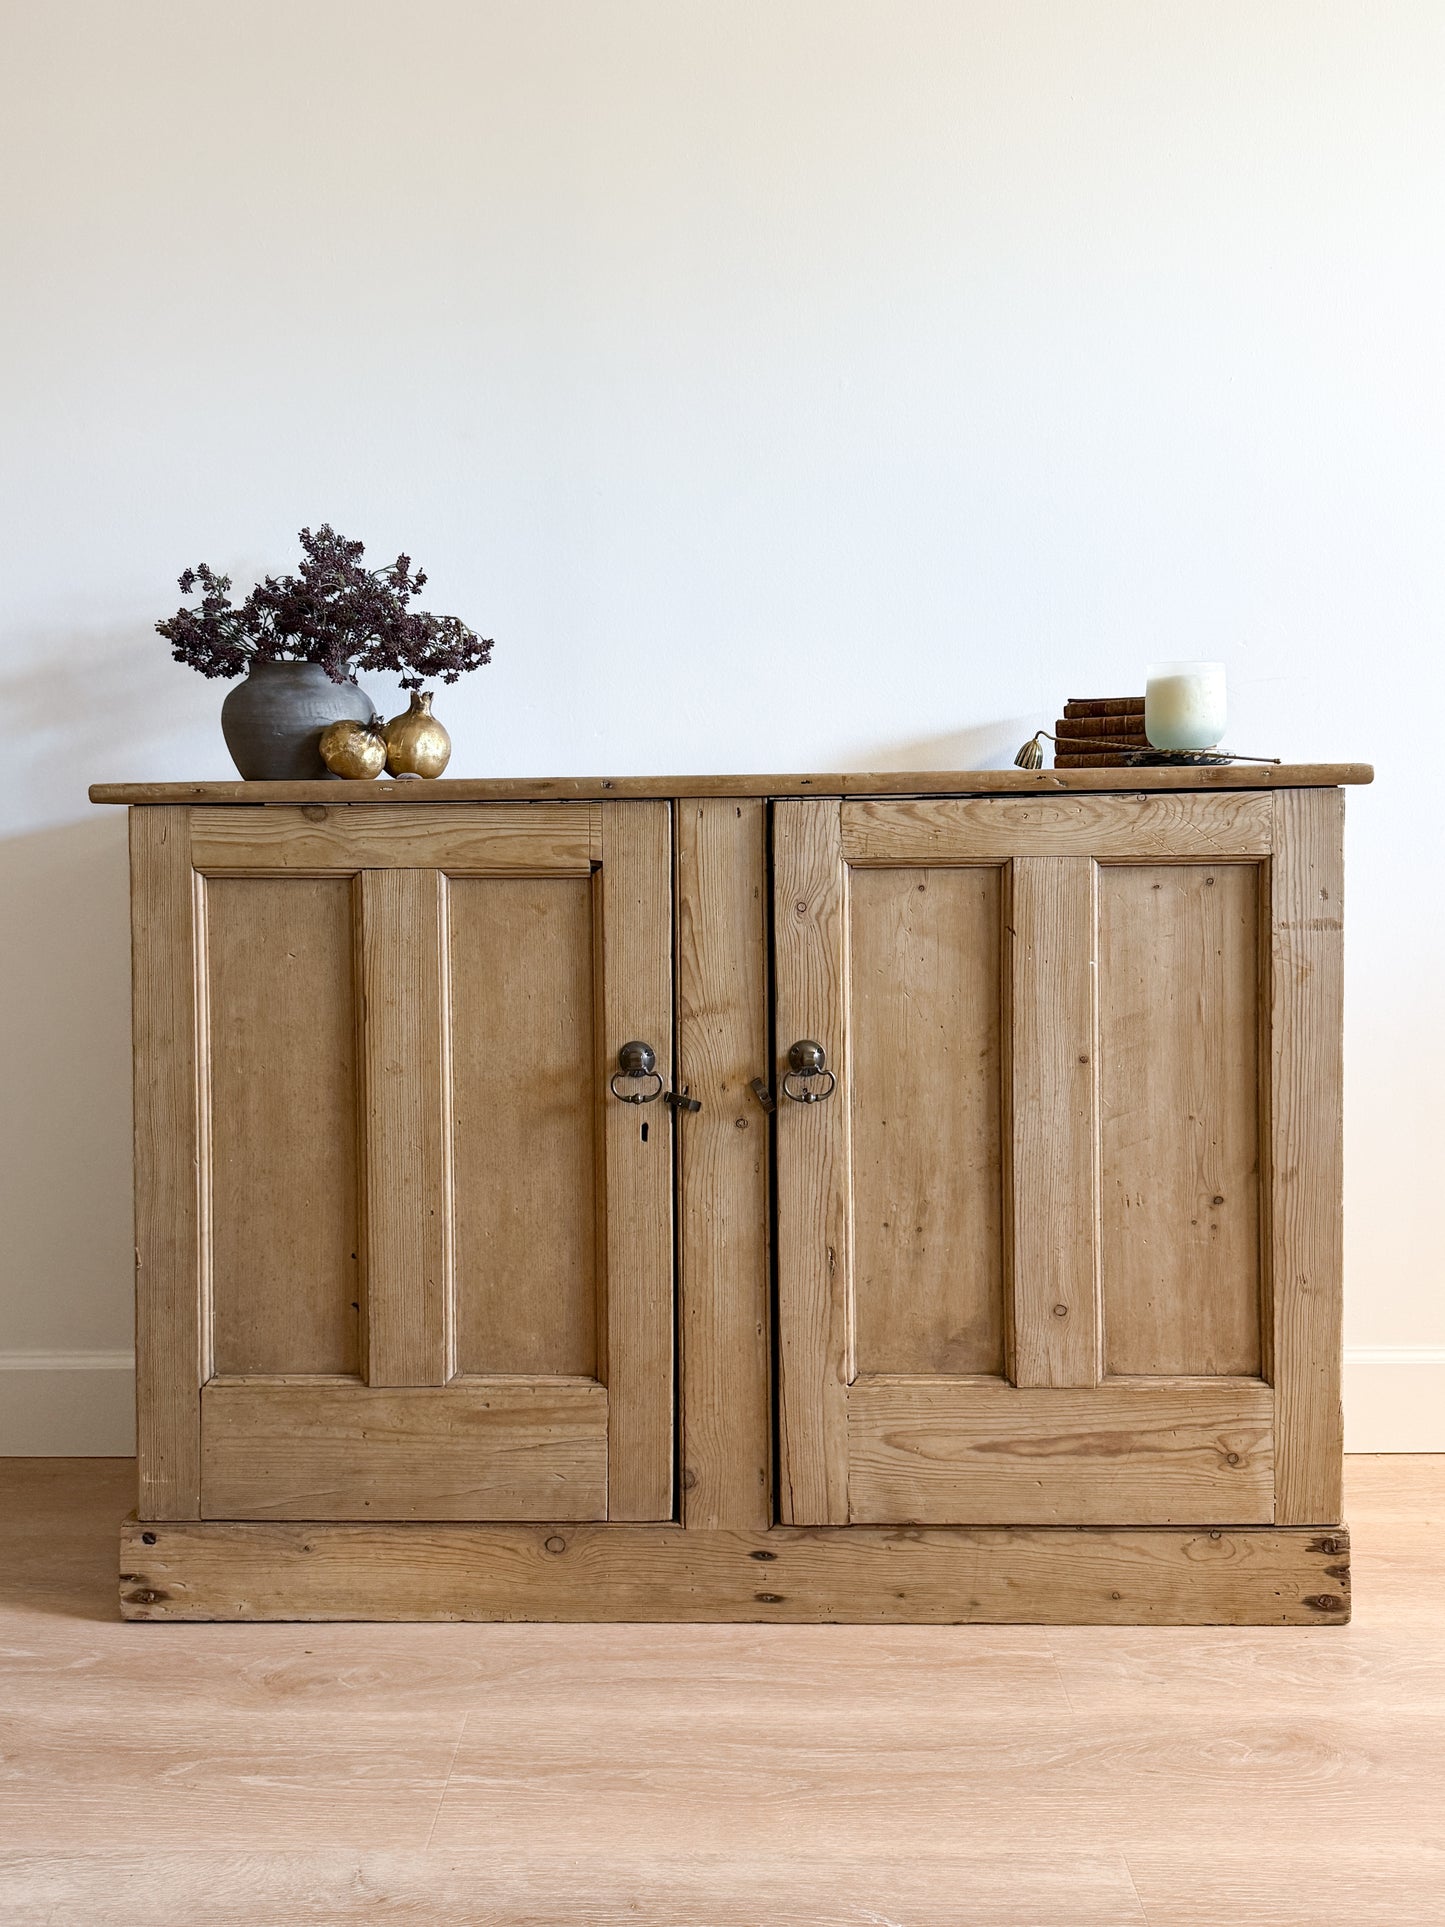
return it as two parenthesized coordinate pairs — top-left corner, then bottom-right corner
(155, 525), (495, 686)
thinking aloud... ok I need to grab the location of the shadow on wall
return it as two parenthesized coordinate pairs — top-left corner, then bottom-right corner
(0, 814), (135, 1354)
(844, 720), (1038, 772)
(1, 621), (226, 832)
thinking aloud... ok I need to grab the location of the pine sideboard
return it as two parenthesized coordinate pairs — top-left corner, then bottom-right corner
(92, 764), (1370, 1623)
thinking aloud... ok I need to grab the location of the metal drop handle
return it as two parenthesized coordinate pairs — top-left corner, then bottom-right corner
(782, 1039), (837, 1104)
(610, 1041), (664, 1104)
(609, 1042), (702, 1114)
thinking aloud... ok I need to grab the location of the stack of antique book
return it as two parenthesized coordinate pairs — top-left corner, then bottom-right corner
(1053, 696), (1147, 767)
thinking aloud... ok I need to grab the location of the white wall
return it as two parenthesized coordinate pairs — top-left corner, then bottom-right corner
(2, 1), (1441, 1451)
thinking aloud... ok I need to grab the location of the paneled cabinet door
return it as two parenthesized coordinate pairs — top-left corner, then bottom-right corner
(772, 791), (1343, 1528)
(131, 801), (674, 1523)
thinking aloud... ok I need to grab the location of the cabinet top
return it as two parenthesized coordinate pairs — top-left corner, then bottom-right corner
(90, 765), (1373, 805)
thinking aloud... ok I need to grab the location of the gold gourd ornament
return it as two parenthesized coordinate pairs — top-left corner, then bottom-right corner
(319, 715), (387, 779)
(385, 689), (452, 778)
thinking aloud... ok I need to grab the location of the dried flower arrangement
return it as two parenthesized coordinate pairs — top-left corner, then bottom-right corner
(156, 525), (493, 689)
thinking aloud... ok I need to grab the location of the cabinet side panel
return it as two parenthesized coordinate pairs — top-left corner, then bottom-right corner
(130, 807), (202, 1518)
(1098, 863), (1263, 1377)
(450, 877), (598, 1377)
(207, 877), (361, 1376)
(676, 799), (772, 1530)
(849, 866), (1005, 1376)
(1271, 789), (1345, 1524)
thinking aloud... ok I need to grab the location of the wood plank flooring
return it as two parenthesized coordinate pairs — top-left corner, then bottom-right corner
(1, 1457), (1442, 1925)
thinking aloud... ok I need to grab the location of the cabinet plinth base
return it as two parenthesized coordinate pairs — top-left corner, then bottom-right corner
(119, 1519), (1350, 1626)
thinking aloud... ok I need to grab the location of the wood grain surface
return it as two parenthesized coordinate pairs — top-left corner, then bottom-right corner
(674, 799), (772, 1530)
(188, 802), (598, 872)
(360, 869), (454, 1388)
(198, 1379), (608, 1521)
(128, 808), (203, 1519)
(6, 1457), (1439, 1926)
(772, 800), (852, 1525)
(597, 801), (675, 1522)
(449, 876), (598, 1377)
(206, 876), (361, 1377)
(848, 864), (1006, 1376)
(1269, 788), (1346, 1525)
(847, 1378), (1274, 1525)
(842, 790), (1274, 861)
(118, 1511), (1333, 1623)
(1098, 861), (1264, 1377)
(1007, 855), (1100, 1387)
(0, 1850), (1156, 1927)
(90, 762), (1374, 807)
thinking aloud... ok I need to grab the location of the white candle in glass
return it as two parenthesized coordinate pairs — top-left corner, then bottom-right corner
(1145, 660), (1227, 751)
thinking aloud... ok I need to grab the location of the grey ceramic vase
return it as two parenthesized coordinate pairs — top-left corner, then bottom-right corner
(220, 659), (377, 780)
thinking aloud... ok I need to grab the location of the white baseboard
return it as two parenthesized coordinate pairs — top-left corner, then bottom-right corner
(1344, 1347), (1445, 1453)
(0, 1348), (1439, 1457)
(0, 1351), (135, 1455)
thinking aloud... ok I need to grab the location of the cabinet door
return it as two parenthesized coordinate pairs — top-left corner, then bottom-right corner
(773, 790), (1342, 1527)
(131, 801), (673, 1522)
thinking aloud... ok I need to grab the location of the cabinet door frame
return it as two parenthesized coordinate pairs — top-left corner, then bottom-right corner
(772, 789), (1343, 1529)
(130, 800), (675, 1523)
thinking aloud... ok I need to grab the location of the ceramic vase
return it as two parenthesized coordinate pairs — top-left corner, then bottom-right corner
(220, 659), (377, 780)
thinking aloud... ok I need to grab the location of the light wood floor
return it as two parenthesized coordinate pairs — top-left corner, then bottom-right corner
(1, 1460), (1442, 1926)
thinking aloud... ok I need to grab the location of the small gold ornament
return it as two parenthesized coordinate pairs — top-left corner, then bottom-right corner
(385, 689), (452, 778)
(320, 715), (387, 779)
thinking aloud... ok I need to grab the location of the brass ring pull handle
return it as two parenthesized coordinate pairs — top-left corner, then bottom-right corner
(609, 1042), (703, 1113)
(782, 1039), (837, 1104)
(610, 1041), (664, 1104)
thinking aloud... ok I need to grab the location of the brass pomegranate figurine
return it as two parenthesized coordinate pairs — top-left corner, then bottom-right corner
(319, 715), (387, 780)
(385, 690), (452, 778)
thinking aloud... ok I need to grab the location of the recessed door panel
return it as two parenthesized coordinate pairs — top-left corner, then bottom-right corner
(206, 875), (361, 1377)
(1098, 862), (1263, 1377)
(849, 866), (1005, 1377)
(450, 876), (599, 1378)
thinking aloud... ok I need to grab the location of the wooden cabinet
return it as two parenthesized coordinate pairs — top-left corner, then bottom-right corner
(99, 765), (1368, 1624)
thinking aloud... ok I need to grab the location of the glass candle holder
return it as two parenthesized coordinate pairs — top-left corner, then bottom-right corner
(1145, 660), (1227, 752)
